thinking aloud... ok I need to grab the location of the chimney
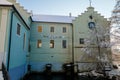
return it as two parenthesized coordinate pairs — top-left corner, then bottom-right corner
(69, 13), (72, 17)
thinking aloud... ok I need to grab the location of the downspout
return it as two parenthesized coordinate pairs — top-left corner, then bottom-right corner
(7, 11), (15, 71)
(71, 23), (75, 75)
(72, 24), (74, 64)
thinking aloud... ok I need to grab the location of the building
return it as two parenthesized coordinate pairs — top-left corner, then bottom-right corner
(0, 0), (31, 80)
(0, 0), (111, 80)
(73, 7), (111, 71)
(30, 15), (74, 72)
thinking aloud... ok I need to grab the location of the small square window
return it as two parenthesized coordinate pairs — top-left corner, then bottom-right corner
(17, 23), (21, 35)
(50, 40), (54, 48)
(50, 27), (54, 32)
(79, 38), (84, 44)
(37, 40), (42, 48)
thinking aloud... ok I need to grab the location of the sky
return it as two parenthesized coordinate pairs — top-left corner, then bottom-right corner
(16, 0), (116, 18)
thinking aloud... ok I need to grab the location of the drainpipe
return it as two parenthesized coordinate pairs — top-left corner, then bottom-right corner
(7, 11), (15, 71)
(71, 24), (75, 75)
(72, 24), (74, 64)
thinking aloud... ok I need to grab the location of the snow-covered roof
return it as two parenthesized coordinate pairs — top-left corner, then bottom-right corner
(0, 0), (12, 5)
(32, 15), (75, 23)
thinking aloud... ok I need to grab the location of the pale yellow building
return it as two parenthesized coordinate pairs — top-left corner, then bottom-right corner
(73, 7), (111, 71)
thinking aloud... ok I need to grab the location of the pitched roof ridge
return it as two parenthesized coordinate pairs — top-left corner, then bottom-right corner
(33, 14), (76, 18)
(32, 14), (75, 23)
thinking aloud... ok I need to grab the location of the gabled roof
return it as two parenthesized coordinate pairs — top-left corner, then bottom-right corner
(32, 15), (75, 23)
(0, 0), (12, 5)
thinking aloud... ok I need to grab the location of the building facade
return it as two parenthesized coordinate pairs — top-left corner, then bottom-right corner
(0, 0), (31, 80)
(30, 15), (73, 72)
(73, 7), (111, 71)
(0, 0), (111, 80)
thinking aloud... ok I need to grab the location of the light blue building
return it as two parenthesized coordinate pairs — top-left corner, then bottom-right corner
(0, 0), (31, 80)
(30, 15), (74, 72)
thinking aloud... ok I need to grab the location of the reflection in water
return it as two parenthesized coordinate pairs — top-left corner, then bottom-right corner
(23, 73), (76, 80)
(23, 73), (109, 80)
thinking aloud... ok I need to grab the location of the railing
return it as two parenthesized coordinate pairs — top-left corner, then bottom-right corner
(2, 63), (10, 80)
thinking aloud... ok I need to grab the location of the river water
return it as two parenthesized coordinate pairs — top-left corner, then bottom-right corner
(23, 73), (108, 80)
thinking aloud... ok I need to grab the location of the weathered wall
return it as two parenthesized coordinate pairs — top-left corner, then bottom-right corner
(30, 22), (73, 72)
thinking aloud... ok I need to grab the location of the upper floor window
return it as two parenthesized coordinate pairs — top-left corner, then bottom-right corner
(38, 26), (42, 32)
(17, 23), (21, 36)
(50, 27), (54, 32)
(63, 27), (66, 33)
(37, 40), (42, 48)
(79, 38), (84, 44)
(62, 40), (67, 48)
(50, 40), (54, 48)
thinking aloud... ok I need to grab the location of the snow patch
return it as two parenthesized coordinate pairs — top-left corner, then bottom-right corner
(0, 0), (12, 5)
(32, 15), (75, 23)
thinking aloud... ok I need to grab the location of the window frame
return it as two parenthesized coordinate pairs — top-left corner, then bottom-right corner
(63, 27), (66, 33)
(38, 26), (42, 32)
(50, 27), (54, 33)
(50, 40), (54, 48)
(17, 23), (21, 36)
(79, 38), (84, 44)
(37, 40), (42, 48)
(62, 40), (67, 48)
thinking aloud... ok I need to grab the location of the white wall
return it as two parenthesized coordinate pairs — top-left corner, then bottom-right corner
(0, 9), (8, 69)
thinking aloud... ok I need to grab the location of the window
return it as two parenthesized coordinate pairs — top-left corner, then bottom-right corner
(37, 40), (42, 48)
(79, 38), (84, 44)
(17, 23), (21, 35)
(23, 33), (26, 50)
(63, 27), (66, 33)
(50, 27), (54, 32)
(38, 26), (42, 32)
(62, 40), (67, 48)
(50, 40), (54, 48)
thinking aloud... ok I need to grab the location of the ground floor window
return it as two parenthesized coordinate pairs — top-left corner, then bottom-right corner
(50, 40), (54, 48)
(62, 40), (67, 48)
(37, 40), (42, 48)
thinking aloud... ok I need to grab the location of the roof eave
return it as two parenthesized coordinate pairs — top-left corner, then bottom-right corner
(32, 20), (72, 24)
(0, 4), (13, 7)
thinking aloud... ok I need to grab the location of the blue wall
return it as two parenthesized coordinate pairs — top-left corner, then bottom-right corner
(7, 12), (30, 80)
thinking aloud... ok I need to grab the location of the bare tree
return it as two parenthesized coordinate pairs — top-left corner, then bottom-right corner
(81, 23), (113, 72)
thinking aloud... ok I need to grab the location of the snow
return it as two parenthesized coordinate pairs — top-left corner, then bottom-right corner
(0, 0), (12, 5)
(32, 15), (75, 23)
(0, 71), (3, 80)
(108, 69), (120, 79)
